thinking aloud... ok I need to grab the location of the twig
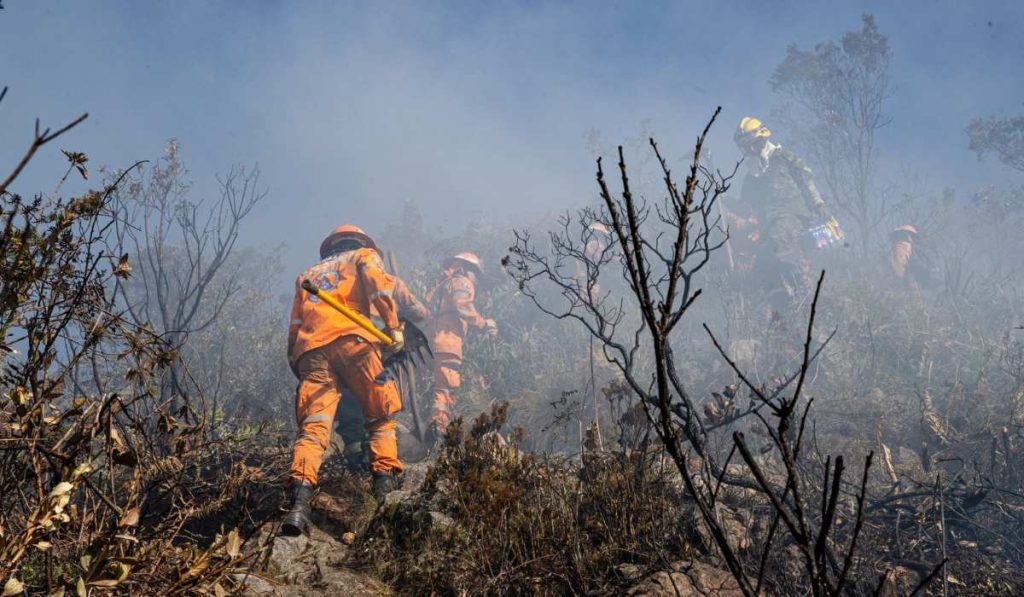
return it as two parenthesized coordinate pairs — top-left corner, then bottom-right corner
(0, 111), (89, 196)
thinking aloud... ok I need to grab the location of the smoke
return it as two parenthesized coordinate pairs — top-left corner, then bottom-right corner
(5, 3), (1024, 581)
(0, 0), (1022, 274)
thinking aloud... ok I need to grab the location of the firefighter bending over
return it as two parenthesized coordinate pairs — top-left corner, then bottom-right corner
(282, 225), (404, 536)
(335, 274), (430, 471)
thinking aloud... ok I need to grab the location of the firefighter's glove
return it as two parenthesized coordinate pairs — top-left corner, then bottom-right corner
(385, 326), (405, 353)
(484, 318), (498, 338)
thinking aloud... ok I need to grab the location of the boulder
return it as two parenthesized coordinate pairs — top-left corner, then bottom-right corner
(628, 561), (743, 596)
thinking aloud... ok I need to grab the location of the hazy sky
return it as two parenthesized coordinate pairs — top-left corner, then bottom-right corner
(2, 1), (1022, 273)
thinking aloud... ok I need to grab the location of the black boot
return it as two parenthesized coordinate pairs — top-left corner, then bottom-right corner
(372, 471), (399, 499)
(280, 482), (314, 536)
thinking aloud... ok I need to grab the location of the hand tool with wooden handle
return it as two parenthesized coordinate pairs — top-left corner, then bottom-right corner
(301, 280), (433, 381)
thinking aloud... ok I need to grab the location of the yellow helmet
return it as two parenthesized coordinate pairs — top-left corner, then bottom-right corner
(735, 117), (771, 147)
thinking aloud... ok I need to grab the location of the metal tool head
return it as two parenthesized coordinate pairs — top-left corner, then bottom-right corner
(383, 320), (433, 367)
(377, 320), (433, 383)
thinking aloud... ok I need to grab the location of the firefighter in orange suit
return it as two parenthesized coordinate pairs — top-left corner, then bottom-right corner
(426, 252), (496, 441)
(282, 225), (404, 535)
(335, 273), (430, 472)
(889, 224), (919, 289)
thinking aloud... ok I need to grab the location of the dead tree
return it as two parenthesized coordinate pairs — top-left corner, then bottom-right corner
(508, 112), (731, 456)
(506, 109), (915, 595)
(771, 14), (892, 253)
(0, 91), (270, 594)
(107, 142), (264, 406)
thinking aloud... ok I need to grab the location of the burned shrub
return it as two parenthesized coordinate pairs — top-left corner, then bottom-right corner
(360, 403), (696, 594)
(0, 93), (277, 595)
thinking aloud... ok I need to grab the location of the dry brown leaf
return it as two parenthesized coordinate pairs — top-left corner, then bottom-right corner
(2, 578), (24, 597)
(225, 528), (242, 559)
(118, 507), (140, 528)
(12, 386), (30, 405)
(50, 482), (74, 498)
(109, 424), (125, 450)
(114, 254), (132, 279)
(88, 579), (121, 588)
(185, 558), (211, 579)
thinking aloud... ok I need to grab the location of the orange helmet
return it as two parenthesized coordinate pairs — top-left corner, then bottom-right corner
(320, 224), (377, 258)
(890, 225), (918, 240)
(448, 252), (484, 275)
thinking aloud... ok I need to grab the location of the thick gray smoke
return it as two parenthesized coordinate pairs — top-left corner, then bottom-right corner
(2, 1), (1021, 276)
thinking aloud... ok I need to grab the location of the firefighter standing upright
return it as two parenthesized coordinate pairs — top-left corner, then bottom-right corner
(733, 117), (828, 310)
(282, 225), (405, 535)
(426, 252), (496, 441)
(889, 224), (920, 289)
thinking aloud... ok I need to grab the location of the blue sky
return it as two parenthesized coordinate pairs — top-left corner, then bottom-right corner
(2, 1), (1022, 272)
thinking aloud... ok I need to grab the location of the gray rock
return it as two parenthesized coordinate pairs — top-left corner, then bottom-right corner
(232, 573), (278, 596)
(429, 510), (456, 531)
(267, 534), (310, 578)
(628, 561), (743, 596)
(383, 488), (415, 507)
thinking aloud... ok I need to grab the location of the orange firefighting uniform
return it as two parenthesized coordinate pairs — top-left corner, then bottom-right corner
(427, 267), (488, 429)
(393, 276), (431, 323)
(335, 274), (430, 464)
(889, 226), (919, 289)
(287, 247), (402, 485)
(890, 240), (913, 280)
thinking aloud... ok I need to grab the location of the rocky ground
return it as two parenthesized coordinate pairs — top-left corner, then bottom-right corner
(237, 432), (743, 596)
